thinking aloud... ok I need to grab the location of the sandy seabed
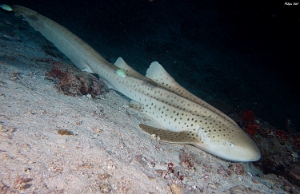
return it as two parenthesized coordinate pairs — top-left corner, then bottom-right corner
(0, 12), (299, 194)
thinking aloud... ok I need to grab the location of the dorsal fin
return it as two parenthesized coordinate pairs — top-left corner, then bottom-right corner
(145, 61), (175, 88)
(146, 61), (238, 126)
(114, 57), (158, 85)
(114, 57), (143, 78)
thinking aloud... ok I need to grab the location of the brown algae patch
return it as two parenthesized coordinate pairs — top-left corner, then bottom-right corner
(57, 129), (74, 135)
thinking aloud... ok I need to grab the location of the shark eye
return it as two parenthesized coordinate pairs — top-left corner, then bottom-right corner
(228, 142), (235, 148)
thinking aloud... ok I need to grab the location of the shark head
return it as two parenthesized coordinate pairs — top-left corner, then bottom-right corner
(140, 118), (261, 162)
(196, 120), (261, 162)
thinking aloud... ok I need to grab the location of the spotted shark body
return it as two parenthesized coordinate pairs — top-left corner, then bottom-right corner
(10, 5), (261, 162)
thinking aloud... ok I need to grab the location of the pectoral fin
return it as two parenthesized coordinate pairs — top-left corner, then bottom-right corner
(139, 124), (201, 144)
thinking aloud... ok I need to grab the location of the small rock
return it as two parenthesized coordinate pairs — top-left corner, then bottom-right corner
(229, 163), (244, 175)
(99, 183), (112, 193)
(170, 184), (183, 194)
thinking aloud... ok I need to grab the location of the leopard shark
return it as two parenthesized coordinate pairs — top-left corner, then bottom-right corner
(7, 5), (260, 162)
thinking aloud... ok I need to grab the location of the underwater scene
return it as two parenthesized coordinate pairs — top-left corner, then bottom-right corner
(0, 1), (299, 193)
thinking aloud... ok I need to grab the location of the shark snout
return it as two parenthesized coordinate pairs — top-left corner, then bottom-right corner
(199, 127), (261, 162)
(209, 141), (261, 162)
(223, 133), (261, 162)
(237, 143), (261, 162)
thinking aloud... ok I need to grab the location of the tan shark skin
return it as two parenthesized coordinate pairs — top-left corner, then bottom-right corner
(11, 5), (261, 162)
